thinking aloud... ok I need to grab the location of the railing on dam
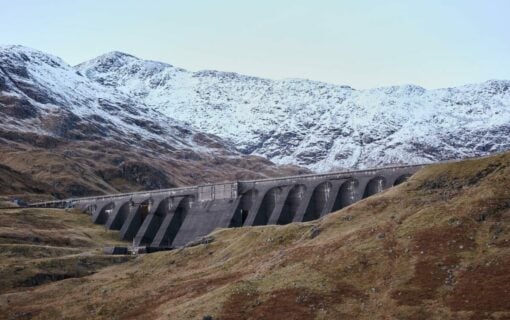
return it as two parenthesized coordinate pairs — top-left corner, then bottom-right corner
(28, 163), (425, 209)
(239, 162), (425, 184)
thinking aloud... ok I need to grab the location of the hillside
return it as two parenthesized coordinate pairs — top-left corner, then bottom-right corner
(0, 165), (50, 196)
(1, 152), (509, 319)
(0, 45), (307, 197)
(0, 202), (131, 295)
(79, 52), (510, 171)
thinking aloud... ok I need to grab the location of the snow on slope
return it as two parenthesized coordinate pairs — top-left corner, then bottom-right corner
(0, 46), (311, 195)
(78, 53), (510, 172)
(0, 45), (233, 153)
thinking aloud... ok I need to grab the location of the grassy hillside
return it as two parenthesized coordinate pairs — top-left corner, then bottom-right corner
(0, 207), (131, 296)
(1, 153), (510, 319)
(0, 165), (52, 197)
(0, 140), (308, 198)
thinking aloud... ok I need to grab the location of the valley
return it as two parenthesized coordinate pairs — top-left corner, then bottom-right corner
(0, 45), (509, 319)
(1, 151), (509, 319)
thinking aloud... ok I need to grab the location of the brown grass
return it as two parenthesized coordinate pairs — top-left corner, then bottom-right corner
(0, 138), (308, 198)
(1, 153), (510, 319)
(0, 207), (131, 295)
(447, 256), (510, 313)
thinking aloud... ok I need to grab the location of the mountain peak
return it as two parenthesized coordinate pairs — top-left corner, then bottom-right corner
(0, 45), (68, 68)
(99, 51), (139, 61)
(76, 51), (140, 70)
(76, 51), (175, 79)
(0, 44), (41, 54)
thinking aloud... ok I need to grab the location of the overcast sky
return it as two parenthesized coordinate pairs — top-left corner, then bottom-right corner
(1, 0), (509, 89)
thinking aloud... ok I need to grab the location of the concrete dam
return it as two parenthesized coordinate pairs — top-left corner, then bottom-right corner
(30, 164), (424, 248)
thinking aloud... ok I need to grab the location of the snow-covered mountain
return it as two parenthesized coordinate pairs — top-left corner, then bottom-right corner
(78, 52), (510, 172)
(0, 45), (227, 151)
(0, 46), (306, 196)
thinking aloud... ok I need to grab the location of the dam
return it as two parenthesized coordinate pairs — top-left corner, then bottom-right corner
(29, 164), (424, 248)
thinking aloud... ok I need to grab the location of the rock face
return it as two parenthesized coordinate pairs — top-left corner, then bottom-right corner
(78, 53), (510, 171)
(0, 46), (307, 197)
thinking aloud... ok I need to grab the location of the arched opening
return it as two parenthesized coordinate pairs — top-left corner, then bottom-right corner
(303, 182), (332, 222)
(96, 202), (114, 224)
(121, 198), (153, 241)
(137, 199), (152, 224)
(138, 197), (172, 245)
(331, 179), (358, 212)
(393, 174), (411, 186)
(160, 196), (194, 247)
(229, 190), (256, 227)
(277, 185), (306, 225)
(363, 177), (386, 198)
(253, 187), (281, 226)
(109, 201), (131, 230)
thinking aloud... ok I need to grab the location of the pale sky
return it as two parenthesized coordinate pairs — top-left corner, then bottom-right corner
(1, 0), (509, 89)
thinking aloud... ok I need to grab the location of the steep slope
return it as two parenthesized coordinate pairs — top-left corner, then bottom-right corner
(2, 152), (509, 319)
(79, 53), (510, 171)
(0, 46), (307, 197)
(0, 164), (50, 196)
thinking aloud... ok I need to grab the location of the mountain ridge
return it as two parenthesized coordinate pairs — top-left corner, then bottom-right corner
(77, 48), (508, 91)
(1, 44), (509, 194)
(76, 50), (510, 172)
(0, 45), (308, 197)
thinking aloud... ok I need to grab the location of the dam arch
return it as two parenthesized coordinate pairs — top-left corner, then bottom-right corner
(119, 198), (153, 241)
(393, 174), (412, 186)
(135, 197), (174, 246)
(106, 201), (132, 230)
(137, 199), (152, 224)
(363, 176), (386, 198)
(303, 181), (332, 222)
(156, 196), (194, 247)
(253, 187), (283, 226)
(277, 184), (306, 225)
(331, 179), (358, 212)
(95, 202), (115, 225)
(230, 189), (257, 227)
